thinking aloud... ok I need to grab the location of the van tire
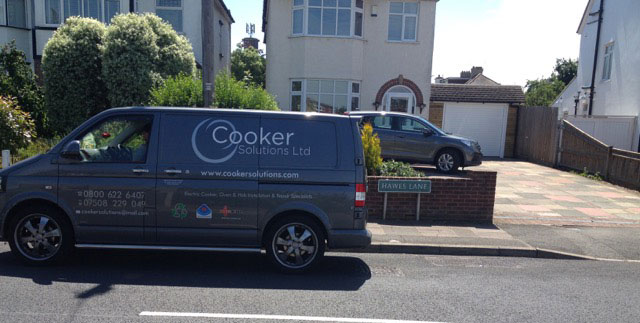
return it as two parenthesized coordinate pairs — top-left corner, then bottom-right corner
(8, 206), (74, 266)
(265, 215), (325, 273)
(435, 149), (461, 174)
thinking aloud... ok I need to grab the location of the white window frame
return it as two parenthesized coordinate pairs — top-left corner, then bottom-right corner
(290, 79), (361, 114)
(291, 0), (363, 39)
(43, 0), (120, 26)
(602, 42), (614, 81)
(155, 0), (183, 33)
(388, 1), (419, 42)
(1, 0), (27, 28)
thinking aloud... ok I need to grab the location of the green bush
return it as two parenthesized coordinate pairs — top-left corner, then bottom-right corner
(0, 96), (36, 152)
(378, 160), (425, 177)
(42, 17), (108, 136)
(361, 123), (382, 175)
(214, 72), (278, 110)
(103, 13), (195, 107)
(231, 45), (266, 87)
(15, 137), (60, 161)
(149, 73), (203, 107)
(0, 42), (47, 137)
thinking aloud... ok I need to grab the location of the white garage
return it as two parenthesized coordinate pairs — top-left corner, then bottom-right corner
(428, 84), (525, 158)
(442, 102), (509, 157)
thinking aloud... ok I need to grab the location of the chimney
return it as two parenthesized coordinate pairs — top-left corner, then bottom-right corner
(434, 75), (445, 84)
(242, 37), (260, 49)
(471, 66), (483, 78)
(460, 70), (471, 79)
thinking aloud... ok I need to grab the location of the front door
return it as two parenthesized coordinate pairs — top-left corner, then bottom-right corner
(386, 93), (413, 113)
(58, 114), (157, 244)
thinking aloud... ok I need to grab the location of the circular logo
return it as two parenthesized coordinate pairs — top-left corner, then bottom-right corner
(191, 118), (239, 164)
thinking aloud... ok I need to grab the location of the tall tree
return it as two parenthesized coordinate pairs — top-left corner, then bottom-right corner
(553, 58), (578, 85)
(230, 45), (266, 88)
(525, 78), (566, 107)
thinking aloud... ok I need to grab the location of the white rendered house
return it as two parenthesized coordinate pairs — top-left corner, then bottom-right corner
(262, 0), (437, 118)
(0, 0), (233, 77)
(553, 0), (640, 151)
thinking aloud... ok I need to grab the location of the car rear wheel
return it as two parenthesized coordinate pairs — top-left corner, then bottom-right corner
(8, 206), (74, 265)
(265, 215), (325, 273)
(435, 149), (461, 174)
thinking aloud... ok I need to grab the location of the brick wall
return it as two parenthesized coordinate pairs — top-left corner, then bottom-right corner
(366, 171), (496, 222)
(428, 102), (444, 128)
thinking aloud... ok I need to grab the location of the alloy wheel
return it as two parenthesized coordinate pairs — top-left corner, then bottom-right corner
(14, 214), (62, 261)
(272, 223), (319, 269)
(438, 153), (454, 171)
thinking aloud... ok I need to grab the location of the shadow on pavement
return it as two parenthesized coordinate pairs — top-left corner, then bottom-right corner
(0, 248), (371, 297)
(369, 219), (501, 230)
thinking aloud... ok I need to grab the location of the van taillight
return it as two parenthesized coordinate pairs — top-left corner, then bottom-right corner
(355, 184), (366, 207)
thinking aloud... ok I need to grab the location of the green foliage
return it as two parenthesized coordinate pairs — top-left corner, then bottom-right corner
(0, 96), (36, 151)
(553, 58), (578, 85)
(231, 45), (266, 87)
(361, 123), (382, 175)
(42, 17), (108, 136)
(102, 13), (195, 107)
(377, 160), (425, 177)
(0, 42), (47, 137)
(572, 167), (603, 181)
(15, 137), (60, 161)
(149, 73), (203, 107)
(525, 78), (566, 107)
(214, 72), (278, 110)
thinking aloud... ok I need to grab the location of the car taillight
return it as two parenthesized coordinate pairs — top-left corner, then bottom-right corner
(355, 184), (366, 207)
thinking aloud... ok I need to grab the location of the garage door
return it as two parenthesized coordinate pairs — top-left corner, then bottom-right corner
(442, 102), (508, 157)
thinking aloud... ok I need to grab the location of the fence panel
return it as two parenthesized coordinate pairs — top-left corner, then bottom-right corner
(515, 106), (559, 166)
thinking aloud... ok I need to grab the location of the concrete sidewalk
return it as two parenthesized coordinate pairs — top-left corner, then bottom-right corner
(358, 221), (640, 262)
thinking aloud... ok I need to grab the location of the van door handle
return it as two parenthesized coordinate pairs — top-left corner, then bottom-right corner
(132, 168), (149, 174)
(164, 169), (183, 174)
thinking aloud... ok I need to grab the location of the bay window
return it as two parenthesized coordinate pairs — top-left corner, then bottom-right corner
(388, 1), (418, 42)
(292, 0), (363, 38)
(291, 79), (361, 114)
(0, 0), (26, 28)
(45, 0), (120, 25)
(156, 0), (182, 33)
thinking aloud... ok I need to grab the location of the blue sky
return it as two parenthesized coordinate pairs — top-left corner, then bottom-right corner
(227, 0), (588, 86)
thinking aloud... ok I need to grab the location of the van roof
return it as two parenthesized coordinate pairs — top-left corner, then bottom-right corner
(108, 106), (352, 119)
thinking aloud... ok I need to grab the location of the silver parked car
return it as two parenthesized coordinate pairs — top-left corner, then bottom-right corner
(350, 111), (483, 173)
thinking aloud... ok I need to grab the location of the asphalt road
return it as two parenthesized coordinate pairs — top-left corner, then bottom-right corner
(0, 243), (639, 323)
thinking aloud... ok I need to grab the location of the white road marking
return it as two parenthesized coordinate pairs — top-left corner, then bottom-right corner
(139, 311), (446, 323)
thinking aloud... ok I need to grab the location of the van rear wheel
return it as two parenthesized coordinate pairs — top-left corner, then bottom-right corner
(8, 206), (74, 265)
(265, 216), (325, 273)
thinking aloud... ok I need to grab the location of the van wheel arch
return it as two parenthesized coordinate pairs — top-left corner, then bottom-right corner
(4, 199), (74, 240)
(261, 210), (328, 247)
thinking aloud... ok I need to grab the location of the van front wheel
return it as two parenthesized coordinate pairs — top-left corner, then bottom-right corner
(265, 216), (325, 273)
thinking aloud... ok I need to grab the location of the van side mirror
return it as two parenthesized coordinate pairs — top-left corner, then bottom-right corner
(422, 129), (434, 137)
(61, 140), (82, 160)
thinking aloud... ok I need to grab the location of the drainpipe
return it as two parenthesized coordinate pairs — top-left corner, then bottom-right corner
(588, 0), (604, 116)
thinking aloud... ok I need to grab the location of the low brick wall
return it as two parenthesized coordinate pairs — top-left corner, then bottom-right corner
(366, 171), (497, 222)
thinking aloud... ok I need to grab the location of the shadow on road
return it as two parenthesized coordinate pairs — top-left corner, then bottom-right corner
(0, 248), (371, 297)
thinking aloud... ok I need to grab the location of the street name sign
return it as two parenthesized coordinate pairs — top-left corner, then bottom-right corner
(378, 180), (432, 193)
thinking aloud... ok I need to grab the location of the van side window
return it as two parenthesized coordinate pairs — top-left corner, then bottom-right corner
(78, 116), (153, 163)
(372, 116), (392, 129)
(395, 117), (428, 133)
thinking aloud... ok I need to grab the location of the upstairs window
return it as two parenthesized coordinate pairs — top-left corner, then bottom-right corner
(45, 0), (120, 25)
(156, 0), (182, 33)
(602, 43), (614, 81)
(292, 0), (363, 38)
(388, 1), (418, 42)
(0, 0), (26, 28)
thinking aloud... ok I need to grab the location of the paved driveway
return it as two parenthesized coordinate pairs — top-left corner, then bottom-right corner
(476, 160), (640, 227)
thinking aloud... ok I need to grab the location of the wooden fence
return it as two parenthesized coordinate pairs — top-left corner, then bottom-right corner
(515, 106), (559, 166)
(558, 121), (640, 190)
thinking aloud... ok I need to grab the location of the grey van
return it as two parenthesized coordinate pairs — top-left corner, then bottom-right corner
(350, 111), (483, 173)
(0, 107), (371, 272)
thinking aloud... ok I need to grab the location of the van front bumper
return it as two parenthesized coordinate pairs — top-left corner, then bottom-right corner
(328, 229), (372, 249)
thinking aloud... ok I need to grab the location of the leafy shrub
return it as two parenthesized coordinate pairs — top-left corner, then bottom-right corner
(15, 137), (60, 161)
(0, 96), (36, 151)
(214, 72), (278, 110)
(42, 17), (108, 136)
(231, 45), (266, 87)
(378, 160), (425, 177)
(0, 42), (47, 137)
(361, 123), (382, 175)
(149, 73), (203, 107)
(102, 13), (195, 107)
